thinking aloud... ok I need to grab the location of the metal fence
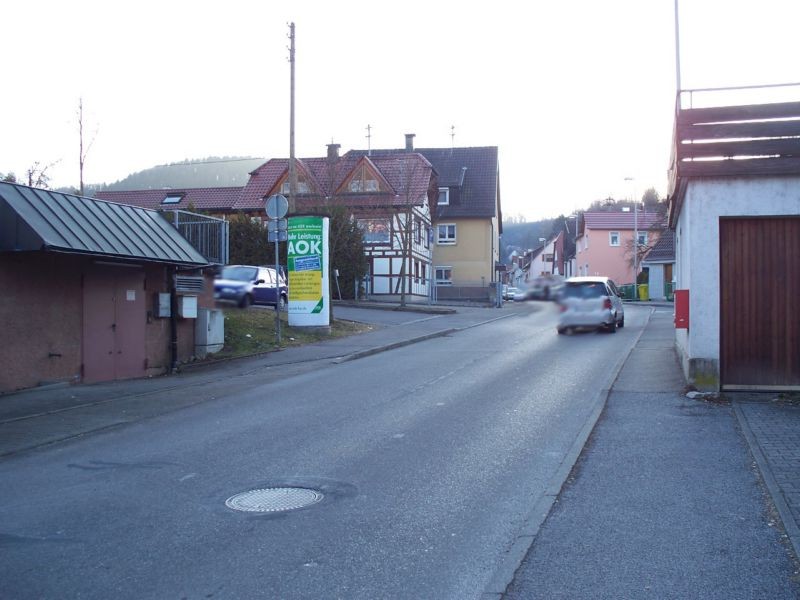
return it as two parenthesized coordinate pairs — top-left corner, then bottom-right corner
(165, 210), (228, 265)
(433, 280), (493, 304)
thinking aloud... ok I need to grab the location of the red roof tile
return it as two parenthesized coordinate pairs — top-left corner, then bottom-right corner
(95, 187), (242, 211)
(582, 211), (665, 231)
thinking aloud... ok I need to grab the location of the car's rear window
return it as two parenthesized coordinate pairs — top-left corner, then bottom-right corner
(563, 282), (607, 299)
(221, 266), (258, 281)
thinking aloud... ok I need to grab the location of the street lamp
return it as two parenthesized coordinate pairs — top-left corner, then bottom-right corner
(624, 177), (638, 300)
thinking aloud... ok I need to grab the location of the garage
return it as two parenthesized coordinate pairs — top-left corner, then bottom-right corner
(720, 217), (800, 389)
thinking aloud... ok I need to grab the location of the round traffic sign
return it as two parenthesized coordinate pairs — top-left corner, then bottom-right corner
(265, 194), (288, 219)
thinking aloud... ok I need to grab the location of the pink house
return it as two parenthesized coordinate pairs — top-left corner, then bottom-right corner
(575, 211), (664, 285)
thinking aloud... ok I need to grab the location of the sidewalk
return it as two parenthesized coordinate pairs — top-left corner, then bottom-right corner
(500, 309), (800, 599)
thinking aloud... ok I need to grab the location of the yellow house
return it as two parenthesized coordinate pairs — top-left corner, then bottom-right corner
(423, 145), (502, 298)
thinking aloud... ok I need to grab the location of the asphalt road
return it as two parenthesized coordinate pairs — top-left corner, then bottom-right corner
(0, 303), (650, 599)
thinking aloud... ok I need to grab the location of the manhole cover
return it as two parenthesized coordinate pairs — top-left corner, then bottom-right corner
(225, 487), (324, 513)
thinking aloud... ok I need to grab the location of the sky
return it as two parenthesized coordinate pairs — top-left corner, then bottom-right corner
(3, 0), (799, 222)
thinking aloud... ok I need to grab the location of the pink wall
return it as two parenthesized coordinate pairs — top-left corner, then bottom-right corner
(575, 228), (660, 285)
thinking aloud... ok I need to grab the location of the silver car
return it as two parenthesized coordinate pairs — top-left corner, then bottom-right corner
(557, 276), (625, 334)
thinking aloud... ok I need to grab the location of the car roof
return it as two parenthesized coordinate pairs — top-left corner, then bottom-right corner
(226, 264), (275, 271)
(566, 276), (611, 283)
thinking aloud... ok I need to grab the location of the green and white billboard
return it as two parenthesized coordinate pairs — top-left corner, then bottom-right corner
(287, 215), (330, 327)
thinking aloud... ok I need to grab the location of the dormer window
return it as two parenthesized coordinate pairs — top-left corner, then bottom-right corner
(162, 193), (184, 205)
(438, 187), (449, 205)
(280, 180), (310, 195)
(349, 178), (379, 192)
(340, 160), (386, 195)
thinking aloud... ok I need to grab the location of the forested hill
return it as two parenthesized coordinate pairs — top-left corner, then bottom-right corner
(501, 218), (560, 261)
(103, 157), (265, 191)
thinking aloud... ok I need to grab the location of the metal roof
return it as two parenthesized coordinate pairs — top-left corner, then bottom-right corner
(0, 182), (209, 267)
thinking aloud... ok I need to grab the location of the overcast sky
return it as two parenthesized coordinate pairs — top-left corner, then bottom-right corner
(3, 0), (799, 221)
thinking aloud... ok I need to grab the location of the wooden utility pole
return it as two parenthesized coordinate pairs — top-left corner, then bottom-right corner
(288, 22), (297, 214)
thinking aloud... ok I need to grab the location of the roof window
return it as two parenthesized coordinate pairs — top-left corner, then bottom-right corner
(162, 193), (184, 205)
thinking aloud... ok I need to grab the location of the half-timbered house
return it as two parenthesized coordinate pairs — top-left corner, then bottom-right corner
(98, 144), (438, 302)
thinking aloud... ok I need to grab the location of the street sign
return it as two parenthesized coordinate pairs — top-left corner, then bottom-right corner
(268, 230), (288, 242)
(265, 194), (288, 219)
(267, 219), (288, 233)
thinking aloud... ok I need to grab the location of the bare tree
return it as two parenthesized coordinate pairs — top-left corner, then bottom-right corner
(387, 155), (435, 307)
(26, 160), (60, 189)
(78, 98), (97, 196)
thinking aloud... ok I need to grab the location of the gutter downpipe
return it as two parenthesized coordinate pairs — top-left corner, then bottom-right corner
(170, 268), (179, 373)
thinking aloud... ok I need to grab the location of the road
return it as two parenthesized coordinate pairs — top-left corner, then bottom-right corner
(0, 303), (650, 599)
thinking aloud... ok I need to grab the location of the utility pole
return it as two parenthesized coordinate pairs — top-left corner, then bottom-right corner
(674, 0), (682, 93)
(288, 22), (297, 214)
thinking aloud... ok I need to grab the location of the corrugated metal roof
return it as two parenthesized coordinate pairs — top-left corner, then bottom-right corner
(0, 182), (209, 266)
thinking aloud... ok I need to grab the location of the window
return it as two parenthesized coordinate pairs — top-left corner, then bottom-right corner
(349, 178), (379, 192)
(637, 232), (648, 246)
(414, 219), (422, 244)
(358, 218), (391, 244)
(280, 180), (310, 194)
(609, 231), (620, 246)
(542, 253), (554, 262)
(415, 261), (420, 283)
(435, 266), (453, 285)
(162, 193), (184, 205)
(437, 223), (456, 244)
(438, 187), (449, 205)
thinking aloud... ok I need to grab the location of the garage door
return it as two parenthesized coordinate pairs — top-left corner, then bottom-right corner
(720, 217), (800, 389)
(82, 266), (146, 383)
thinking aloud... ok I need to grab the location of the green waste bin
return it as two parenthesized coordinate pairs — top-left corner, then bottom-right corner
(619, 284), (635, 300)
(638, 283), (649, 301)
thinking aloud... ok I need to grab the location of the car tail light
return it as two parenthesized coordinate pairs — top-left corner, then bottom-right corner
(603, 298), (612, 310)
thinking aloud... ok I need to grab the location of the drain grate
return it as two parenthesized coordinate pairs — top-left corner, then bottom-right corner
(225, 487), (324, 513)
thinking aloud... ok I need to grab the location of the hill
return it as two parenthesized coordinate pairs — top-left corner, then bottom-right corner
(501, 218), (558, 261)
(102, 157), (265, 191)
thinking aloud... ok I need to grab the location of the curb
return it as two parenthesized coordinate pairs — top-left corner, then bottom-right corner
(481, 307), (655, 598)
(334, 329), (459, 363)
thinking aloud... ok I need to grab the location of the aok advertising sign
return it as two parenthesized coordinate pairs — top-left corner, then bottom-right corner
(287, 215), (330, 327)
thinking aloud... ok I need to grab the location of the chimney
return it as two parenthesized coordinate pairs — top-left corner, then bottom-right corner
(405, 133), (415, 152)
(327, 143), (340, 161)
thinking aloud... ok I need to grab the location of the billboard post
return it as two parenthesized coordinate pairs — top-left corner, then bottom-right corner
(287, 215), (330, 327)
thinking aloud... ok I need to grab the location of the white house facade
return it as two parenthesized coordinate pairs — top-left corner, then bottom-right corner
(669, 89), (800, 391)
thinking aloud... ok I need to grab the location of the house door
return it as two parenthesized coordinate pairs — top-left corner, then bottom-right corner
(83, 266), (146, 383)
(720, 217), (800, 389)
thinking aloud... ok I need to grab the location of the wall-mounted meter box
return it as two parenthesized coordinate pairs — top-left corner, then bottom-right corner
(154, 293), (171, 318)
(178, 295), (198, 319)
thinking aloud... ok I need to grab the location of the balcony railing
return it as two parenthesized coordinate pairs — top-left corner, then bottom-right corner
(669, 83), (800, 202)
